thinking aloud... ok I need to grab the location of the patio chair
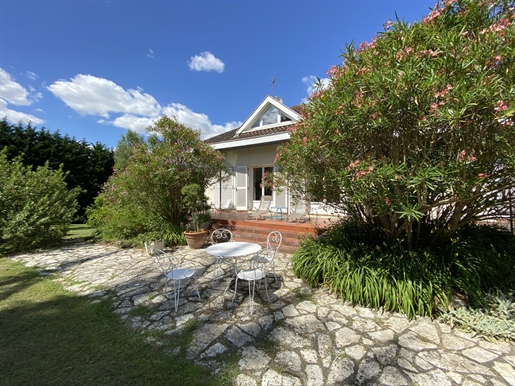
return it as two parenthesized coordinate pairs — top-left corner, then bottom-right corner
(153, 249), (200, 311)
(210, 228), (234, 244)
(284, 202), (310, 223)
(251, 231), (282, 281)
(210, 228), (234, 278)
(246, 195), (272, 220)
(231, 258), (270, 315)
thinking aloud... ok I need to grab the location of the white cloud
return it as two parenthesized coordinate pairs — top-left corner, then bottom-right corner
(147, 49), (154, 58)
(188, 51), (225, 73)
(0, 98), (44, 124)
(47, 74), (162, 118)
(26, 71), (39, 81)
(301, 75), (331, 102)
(162, 103), (240, 139)
(0, 68), (32, 105)
(44, 72), (236, 139)
(99, 114), (156, 133)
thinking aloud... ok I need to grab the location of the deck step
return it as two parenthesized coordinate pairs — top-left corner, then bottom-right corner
(210, 216), (318, 254)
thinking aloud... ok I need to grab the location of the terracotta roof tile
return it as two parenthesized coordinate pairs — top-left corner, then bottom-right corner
(205, 124), (293, 145)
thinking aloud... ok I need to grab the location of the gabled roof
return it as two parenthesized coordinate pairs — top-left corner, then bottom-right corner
(205, 95), (303, 150)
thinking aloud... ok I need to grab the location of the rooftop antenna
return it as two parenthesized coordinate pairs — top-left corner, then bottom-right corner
(271, 74), (279, 96)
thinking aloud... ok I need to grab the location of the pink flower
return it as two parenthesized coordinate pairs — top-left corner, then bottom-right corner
(385, 198), (391, 205)
(383, 20), (393, 30)
(495, 100), (508, 111)
(303, 137), (308, 146)
(478, 173), (490, 179)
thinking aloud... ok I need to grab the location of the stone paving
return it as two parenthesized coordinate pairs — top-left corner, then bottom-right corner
(9, 241), (515, 386)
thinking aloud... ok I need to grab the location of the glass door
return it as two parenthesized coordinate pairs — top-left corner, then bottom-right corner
(253, 166), (273, 201)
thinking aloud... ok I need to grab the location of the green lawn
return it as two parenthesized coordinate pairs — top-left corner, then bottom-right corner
(62, 224), (96, 240)
(0, 257), (220, 386)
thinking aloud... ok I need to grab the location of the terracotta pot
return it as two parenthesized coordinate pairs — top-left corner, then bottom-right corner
(184, 230), (208, 249)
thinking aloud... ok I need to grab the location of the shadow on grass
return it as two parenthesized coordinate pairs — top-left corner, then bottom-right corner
(0, 259), (218, 386)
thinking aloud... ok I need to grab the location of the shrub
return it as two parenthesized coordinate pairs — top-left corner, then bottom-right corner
(275, 0), (515, 250)
(292, 219), (515, 318)
(0, 151), (79, 251)
(88, 116), (226, 242)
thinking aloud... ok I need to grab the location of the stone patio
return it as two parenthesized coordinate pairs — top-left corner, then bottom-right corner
(9, 241), (515, 385)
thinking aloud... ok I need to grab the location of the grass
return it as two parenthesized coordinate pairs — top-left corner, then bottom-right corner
(0, 257), (220, 386)
(62, 224), (96, 240)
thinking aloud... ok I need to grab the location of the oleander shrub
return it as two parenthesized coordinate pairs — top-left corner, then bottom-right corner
(275, 0), (515, 250)
(87, 116), (226, 243)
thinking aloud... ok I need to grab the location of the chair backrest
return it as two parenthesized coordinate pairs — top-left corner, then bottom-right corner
(257, 195), (272, 211)
(266, 231), (282, 254)
(154, 248), (176, 274)
(293, 201), (310, 215)
(210, 228), (234, 244)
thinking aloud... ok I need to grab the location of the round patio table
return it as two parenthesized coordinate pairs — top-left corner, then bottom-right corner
(206, 241), (261, 259)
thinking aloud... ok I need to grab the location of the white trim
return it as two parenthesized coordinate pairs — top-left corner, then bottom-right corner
(236, 95), (300, 136)
(211, 132), (290, 150)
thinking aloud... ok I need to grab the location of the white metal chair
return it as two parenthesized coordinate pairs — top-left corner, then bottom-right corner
(209, 228), (234, 278)
(154, 249), (200, 311)
(251, 231), (282, 281)
(246, 195), (272, 219)
(231, 259), (270, 315)
(210, 228), (234, 244)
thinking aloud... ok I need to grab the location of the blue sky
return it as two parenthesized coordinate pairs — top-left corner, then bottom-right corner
(1, 0), (436, 149)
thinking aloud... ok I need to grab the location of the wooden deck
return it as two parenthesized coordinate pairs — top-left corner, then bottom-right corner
(209, 210), (334, 254)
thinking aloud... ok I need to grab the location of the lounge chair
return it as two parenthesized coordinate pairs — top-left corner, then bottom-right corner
(246, 195), (272, 220)
(284, 202), (309, 223)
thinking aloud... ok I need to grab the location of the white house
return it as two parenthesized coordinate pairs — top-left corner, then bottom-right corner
(205, 95), (302, 213)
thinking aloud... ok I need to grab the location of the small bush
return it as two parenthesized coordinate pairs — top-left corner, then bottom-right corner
(292, 219), (515, 318)
(439, 290), (515, 341)
(0, 151), (79, 251)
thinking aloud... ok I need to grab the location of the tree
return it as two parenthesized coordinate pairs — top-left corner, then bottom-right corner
(113, 129), (145, 172)
(0, 118), (114, 221)
(276, 0), (515, 249)
(89, 116), (227, 239)
(0, 150), (79, 250)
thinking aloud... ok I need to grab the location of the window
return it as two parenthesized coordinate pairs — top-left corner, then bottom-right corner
(251, 106), (292, 128)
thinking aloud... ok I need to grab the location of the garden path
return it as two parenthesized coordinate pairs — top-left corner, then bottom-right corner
(10, 242), (515, 385)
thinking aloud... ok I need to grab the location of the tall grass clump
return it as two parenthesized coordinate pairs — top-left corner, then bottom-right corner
(292, 219), (515, 319)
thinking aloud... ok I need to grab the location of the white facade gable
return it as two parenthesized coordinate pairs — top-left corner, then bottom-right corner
(210, 95), (300, 150)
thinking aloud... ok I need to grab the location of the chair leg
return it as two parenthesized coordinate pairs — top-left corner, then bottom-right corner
(175, 280), (183, 312)
(271, 262), (277, 282)
(249, 280), (255, 315)
(192, 276), (201, 301)
(263, 276), (270, 302)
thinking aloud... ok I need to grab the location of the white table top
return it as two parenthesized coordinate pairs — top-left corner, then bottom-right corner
(206, 241), (261, 257)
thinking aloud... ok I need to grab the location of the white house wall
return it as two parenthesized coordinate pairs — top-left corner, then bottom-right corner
(207, 143), (286, 210)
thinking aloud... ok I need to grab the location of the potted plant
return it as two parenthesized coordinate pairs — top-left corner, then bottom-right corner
(182, 183), (211, 249)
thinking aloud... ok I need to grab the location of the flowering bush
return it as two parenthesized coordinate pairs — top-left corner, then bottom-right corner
(276, 0), (515, 249)
(88, 116), (226, 241)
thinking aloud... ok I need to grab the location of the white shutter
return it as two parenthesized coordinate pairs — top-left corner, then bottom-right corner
(221, 168), (234, 208)
(273, 168), (288, 209)
(235, 166), (248, 210)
